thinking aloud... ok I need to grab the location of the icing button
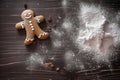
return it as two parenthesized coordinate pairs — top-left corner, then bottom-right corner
(30, 23), (33, 26)
(29, 21), (32, 23)
(32, 28), (34, 31)
(31, 26), (34, 28)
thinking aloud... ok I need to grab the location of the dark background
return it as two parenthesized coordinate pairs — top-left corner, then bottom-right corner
(0, 0), (120, 80)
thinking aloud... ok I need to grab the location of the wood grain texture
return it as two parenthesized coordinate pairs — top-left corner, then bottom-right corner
(0, 0), (66, 80)
(0, 0), (120, 80)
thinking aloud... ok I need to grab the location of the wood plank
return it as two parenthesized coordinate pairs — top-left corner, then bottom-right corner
(0, 8), (65, 16)
(0, 2), (62, 8)
(0, 8), (64, 24)
(0, 0), (61, 3)
(0, 0), (120, 80)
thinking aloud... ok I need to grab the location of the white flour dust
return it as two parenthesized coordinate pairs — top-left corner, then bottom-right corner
(62, 18), (73, 32)
(64, 50), (75, 63)
(52, 29), (64, 38)
(64, 50), (85, 70)
(53, 40), (62, 48)
(26, 53), (44, 70)
(76, 3), (120, 62)
(62, 0), (67, 8)
(61, 1), (120, 63)
(51, 29), (65, 48)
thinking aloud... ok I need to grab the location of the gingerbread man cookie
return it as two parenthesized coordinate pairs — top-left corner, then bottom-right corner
(15, 9), (49, 45)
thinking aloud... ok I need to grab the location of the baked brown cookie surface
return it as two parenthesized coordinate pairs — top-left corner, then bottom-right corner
(15, 9), (49, 45)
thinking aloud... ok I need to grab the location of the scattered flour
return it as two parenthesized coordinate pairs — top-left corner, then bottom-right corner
(64, 50), (75, 63)
(51, 29), (64, 48)
(64, 50), (85, 70)
(62, 0), (67, 8)
(76, 3), (120, 62)
(62, 18), (73, 32)
(53, 40), (62, 48)
(26, 53), (44, 70)
(61, 1), (120, 70)
(52, 29), (64, 38)
(26, 1), (120, 71)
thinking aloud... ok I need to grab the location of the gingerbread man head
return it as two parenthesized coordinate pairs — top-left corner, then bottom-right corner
(15, 9), (49, 45)
(21, 9), (34, 20)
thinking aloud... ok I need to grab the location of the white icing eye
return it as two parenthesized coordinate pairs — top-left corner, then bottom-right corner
(28, 13), (31, 15)
(24, 14), (26, 16)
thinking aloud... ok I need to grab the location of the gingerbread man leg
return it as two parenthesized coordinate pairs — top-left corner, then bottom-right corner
(15, 21), (34, 45)
(24, 26), (35, 45)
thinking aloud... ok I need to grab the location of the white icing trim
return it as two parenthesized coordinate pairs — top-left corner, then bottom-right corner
(44, 33), (48, 35)
(35, 16), (40, 23)
(38, 32), (48, 38)
(26, 38), (34, 41)
(20, 21), (25, 29)
(38, 34), (42, 38)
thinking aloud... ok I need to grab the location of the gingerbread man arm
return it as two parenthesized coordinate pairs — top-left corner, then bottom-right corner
(15, 21), (25, 30)
(35, 15), (45, 23)
(34, 15), (49, 40)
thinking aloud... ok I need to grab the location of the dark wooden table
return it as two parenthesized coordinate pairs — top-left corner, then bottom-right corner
(0, 0), (120, 80)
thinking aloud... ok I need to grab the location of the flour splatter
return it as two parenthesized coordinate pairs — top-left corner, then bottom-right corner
(76, 3), (120, 62)
(64, 50), (85, 70)
(64, 50), (75, 63)
(62, 0), (67, 8)
(61, 0), (120, 70)
(53, 40), (62, 48)
(26, 53), (44, 70)
(51, 29), (65, 48)
(52, 29), (64, 38)
(62, 18), (73, 32)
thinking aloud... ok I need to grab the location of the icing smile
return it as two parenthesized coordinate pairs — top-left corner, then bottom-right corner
(24, 13), (32, 19)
